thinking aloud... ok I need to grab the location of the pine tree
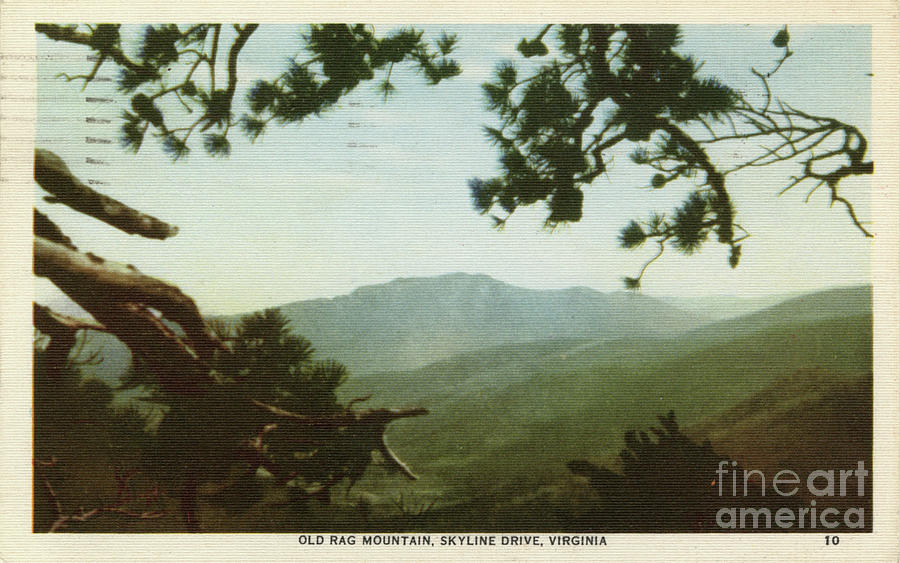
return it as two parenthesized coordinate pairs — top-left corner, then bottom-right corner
(33, 24), (459, 530)
(36, 24), (460, 160)
(38, 24), (872, 282)
(567, 411), (803, 531)
(120, 307), (384, 519)
(470, 25), (872, 286)
(33, 148), (427, 531)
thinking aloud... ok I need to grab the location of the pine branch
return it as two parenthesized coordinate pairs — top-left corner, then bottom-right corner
(57, 54), (105, 90)
(35, 149), (179, 240)
(35, 24), (154, 77)
(224, 25), (258, 107)
(34, 237), (223, 392)
(654, 119), (734, 245)
(250, 399), (428, 429)
(33, 209), (76, 250)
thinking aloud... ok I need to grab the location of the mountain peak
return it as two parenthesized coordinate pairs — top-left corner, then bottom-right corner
(393, 272), (502, 285)
(273, 273), (704, 374)
(350, 272), (508, 296)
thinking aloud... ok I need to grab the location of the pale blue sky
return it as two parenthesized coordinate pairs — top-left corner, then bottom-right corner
(35, 25), (872, 314)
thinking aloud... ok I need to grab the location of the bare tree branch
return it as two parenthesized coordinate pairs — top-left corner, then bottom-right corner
(250, 399), (428, 429)
(34, 303), (106, 334)
(34, 209), (77, 250)
(377, 434), (419, 480)
(248, 400), (427, 480)
(57, 54), (105, 90)
(34, 236), (223, 392)
(35, 148), (179, 240)
(346, 394), (373, 408)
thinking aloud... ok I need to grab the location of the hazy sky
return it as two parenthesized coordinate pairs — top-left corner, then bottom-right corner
(34, 24), (872, 315)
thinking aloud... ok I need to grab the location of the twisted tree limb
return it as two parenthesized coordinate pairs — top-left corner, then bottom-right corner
(34, 303), (106, 334)
(250, 399), (428, 428)
(33, 148), (430, 530)
(250, 400), (428, 479)
(34, 236), (223, 392)
(35, 148), (179, 239)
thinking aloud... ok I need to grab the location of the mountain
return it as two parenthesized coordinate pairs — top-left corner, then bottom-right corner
(271, 273), (706, 375)
(54, 279), (872, 530)
(656, 292), (805, 321)
(678, 285), (871, 346)
(535, 284), (872, 366)
(66, 272), (706, 381)
(77, 272), (705, 381)
(70, 277), (870, 386)
(334, 286), (872, 509)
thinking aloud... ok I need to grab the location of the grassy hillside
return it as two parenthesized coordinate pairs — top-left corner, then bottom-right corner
(678, 285), (871, 346)
(656, 291), (805, 321)
(334, 307), (872, 522)
(688, 369), (872, 472)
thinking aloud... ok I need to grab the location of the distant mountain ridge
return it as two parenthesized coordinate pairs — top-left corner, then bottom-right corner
(75, 275), (871, 382)
(681, 285), (872, 346)
(271, 272), (706, 374)
(656, 292), (806, 320)
(333, 286), (872, 503)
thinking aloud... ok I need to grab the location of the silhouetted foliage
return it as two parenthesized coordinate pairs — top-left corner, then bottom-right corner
(33, 341), (150, 464)
(37, 23), (460, 159)
(568, 411), (804, 532)
(32, 343), (157, 532)
(39, 23), (872, 284)
(119, 308), (376, 516)
(471, 24), (872, 286)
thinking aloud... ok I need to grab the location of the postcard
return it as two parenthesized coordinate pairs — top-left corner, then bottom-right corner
(1, 3), (898, 561)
